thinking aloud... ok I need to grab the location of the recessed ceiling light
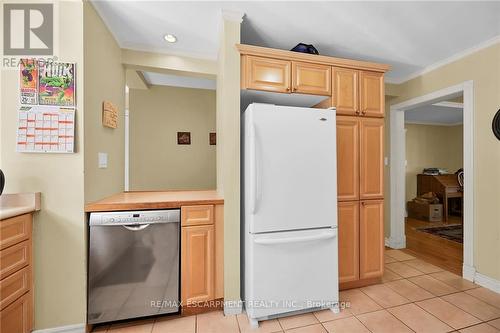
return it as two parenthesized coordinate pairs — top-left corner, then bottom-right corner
(164, 34), (177, 43)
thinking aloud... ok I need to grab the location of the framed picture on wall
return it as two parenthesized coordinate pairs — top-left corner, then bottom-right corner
(177, 132), (191, 145)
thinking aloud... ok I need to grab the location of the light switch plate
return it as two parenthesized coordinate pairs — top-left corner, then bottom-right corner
(98, 152), (108, 169)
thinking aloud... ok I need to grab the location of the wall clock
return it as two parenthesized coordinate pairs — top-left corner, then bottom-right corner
(493, 109), (500, 141)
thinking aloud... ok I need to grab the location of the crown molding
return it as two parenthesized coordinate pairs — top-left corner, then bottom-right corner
(221, 10), (244, 23)
(387, 34), (500, 85)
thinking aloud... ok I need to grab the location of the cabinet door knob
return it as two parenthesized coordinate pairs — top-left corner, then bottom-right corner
(292, 87), (297, 92)
(286, 87), (290, 91)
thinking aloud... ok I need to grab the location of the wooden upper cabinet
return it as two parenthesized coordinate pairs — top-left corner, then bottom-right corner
(292, 62), (331, 96)
(181, 225), (215, 304)
(338, 201), (359, 284)
(333, 68), (359, 116)
(243, 56), (291, 93)
(336, 116), (359, 201)
(359, 200), (384, 279)
(360, 118), (384, 199)
(359, 71), (384, 117)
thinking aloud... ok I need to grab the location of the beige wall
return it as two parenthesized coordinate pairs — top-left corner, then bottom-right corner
(405, 124), (463, 202)
(83, 2), (125, 203)
(385, 43), (500, 280)
(129, 85), (216, 190)
(0, 1), (86, 329)
(217, 17), (241, 302)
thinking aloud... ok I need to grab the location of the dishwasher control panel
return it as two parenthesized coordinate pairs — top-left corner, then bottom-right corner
(89, 209), (180, 226)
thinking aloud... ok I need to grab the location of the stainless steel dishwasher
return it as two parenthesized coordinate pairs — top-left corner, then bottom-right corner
(88, 209), (180, 324)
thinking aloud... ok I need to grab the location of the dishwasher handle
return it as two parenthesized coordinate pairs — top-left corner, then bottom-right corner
(122, 224), (150, 231)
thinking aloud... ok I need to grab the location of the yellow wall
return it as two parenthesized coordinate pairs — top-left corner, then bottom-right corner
(83, 2), (125, 203)
(217, 17), (241, 302)
(405, 124), (463, 202)
(129, 85), (216, 190)
(0, 1), (86, 329)
(385, 43), (500, 280)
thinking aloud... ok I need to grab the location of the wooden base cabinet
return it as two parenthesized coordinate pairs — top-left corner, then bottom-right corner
(181, 204), (223, 308)
(0, 213), (33, 333)
(338, 202), (359, 284)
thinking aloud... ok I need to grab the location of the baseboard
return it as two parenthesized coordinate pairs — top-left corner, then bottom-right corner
(385, 236), (406, 249)
(474, 271), (500, 294)
(223, 299), (243, 316)
(33, 323), (85, 333)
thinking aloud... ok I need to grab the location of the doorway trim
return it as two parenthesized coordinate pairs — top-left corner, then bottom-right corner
(388, 80), (475, 280)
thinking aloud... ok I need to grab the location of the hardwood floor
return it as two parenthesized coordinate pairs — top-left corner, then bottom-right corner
(404, 217), (463, 275)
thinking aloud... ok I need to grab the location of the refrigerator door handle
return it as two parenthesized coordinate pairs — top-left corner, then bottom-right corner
(249, 123), (261, 214)
(254, 229), (337, 245)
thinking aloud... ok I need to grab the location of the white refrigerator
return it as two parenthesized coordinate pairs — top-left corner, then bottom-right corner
(242, 103), (339, 327)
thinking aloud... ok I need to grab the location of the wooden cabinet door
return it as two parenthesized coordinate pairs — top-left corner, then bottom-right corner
(0, 291), (32, 333)
(338, 201), (359, 283)
(181, 225), (214, 304)
(292, 62), (331, 96)
(359, 71), (384, 117)
(244, 56), (291, 93)
(359, 200), (384, 279)
(336, 116), (359, 201)
(333, 68), (359, 116)
(360, 118), (384, 199)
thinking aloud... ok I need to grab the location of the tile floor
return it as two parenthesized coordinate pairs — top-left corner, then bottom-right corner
(92, 249), (500, 333)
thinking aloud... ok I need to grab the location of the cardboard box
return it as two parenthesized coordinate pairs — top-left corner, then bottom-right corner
(407, 201), (443, 222)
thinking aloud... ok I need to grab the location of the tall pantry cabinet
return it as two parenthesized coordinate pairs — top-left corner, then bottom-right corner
(336, 73), (385, 289)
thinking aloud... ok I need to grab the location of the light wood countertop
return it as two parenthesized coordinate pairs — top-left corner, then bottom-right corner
(85, 190), (224, 212)
(0, 192), (41, 220)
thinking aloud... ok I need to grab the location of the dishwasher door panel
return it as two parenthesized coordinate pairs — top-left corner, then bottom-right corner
(88, 222), (179, 324)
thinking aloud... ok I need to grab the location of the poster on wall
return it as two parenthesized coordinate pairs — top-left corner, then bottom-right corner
(19, 59), (38, 105)
(38, 62), (76, 107)
(16, 106), (75, 153)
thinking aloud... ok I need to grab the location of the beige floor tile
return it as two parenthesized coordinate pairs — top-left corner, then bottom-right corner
(278, 313), (318, 330)
(322, 316), (370, 333)
(340, 289), (382, 315)
(108, 319), (154, 333)
(404, 259), (444, 274)
(285, 323), (326, 333)
(416, 297), (482, 329)
(313, 308), (352, 323)
(385, 279), (434, 301)
(356, 309), (413, 333)
(408, 274), (459, 296)
(488, 319), (500, 329)
(386, 262), (425, 278)
(430, 271), (479, 291)
(385, 250), (416, 261)
(152, 316), (195, 333)
(388, 303), (453, 333)
(360, 284), (410, 308)
(442, 292), (500, 321)
(459, 323), (500, 333)
(237, 313), (283, 333)
(385, 255), (398, 263)
(382, 268), (404, 282)
(197, 310), (240, 333)
(466, 288), (500, 309)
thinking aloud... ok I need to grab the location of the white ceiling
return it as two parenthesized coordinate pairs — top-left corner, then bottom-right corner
(405, 104), (463, 126)
(92, 1), (500, 83)
(142, 71), (216, 90)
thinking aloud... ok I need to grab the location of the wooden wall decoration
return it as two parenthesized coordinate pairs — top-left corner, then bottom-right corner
(209, 133), (216, 145)
(177, 132), (191, 145)
(102, 101), (118, 128)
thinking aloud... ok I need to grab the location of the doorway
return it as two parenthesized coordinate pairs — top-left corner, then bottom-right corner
(388, 81), (475, 281)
